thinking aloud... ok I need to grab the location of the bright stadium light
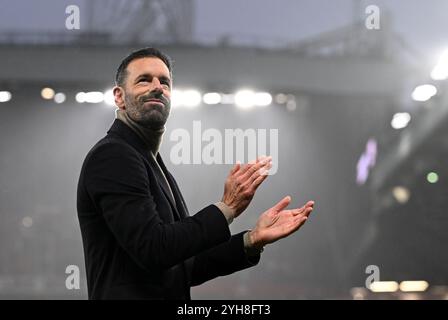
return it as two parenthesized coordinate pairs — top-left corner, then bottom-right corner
(22, 216), (33, 228)
(399, 281), (429, 292)
(84, 91), (104, 103)
(275, 93), (288, 104)
(171, 89), (201, 108)
(0, 91), (12, 102)
(427, 172), (439, 184)
(431, 49), (448, 80)
(171, 89), (183, 108)
(103, 89), (115, 106)
(286, 99), (297, 111)
(54, 92), (66, 104)
(76, 92), (86, 103)
(235, 90), (255, 109)
(183, 90), (201, 108)
(411, 84), (437, 102)
(391, 112), (411, 129)
(220, 94), (235, 105)
(203, 92), (221, 105)
(41, 87), (55, 100)
(369, 281), (399, 293)
(392, 186), (410, 204)
(254, 92), (272, 107)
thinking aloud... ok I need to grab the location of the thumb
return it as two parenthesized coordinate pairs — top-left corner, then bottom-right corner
(272, 196), (291, 212)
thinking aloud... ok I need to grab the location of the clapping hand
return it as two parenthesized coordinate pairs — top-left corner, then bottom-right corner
(247, 196), (315, 249)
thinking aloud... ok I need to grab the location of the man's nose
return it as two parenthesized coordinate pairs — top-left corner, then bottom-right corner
(151, 78), (164, 93)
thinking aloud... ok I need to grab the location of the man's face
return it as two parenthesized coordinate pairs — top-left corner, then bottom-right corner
(114, 57), (172, 127)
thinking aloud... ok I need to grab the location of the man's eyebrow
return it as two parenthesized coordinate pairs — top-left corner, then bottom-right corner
(159, 75), (171, 83)
(134, 73), (171, 83)
(135, 73), (151, 79)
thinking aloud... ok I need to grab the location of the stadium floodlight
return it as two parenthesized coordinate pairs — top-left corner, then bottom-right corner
(84, 91), (104, 103)
(54, 92), (66, 104)
(399, 281), (429, 292)
(275, 93), (288, 104)
(392, 186), (410, 204)
(103, 89), (115, 106)
(391, 112), (411, 129)
(431, 49), (448, 80)
(427, 172), (439, 184)
(41, 88), (55, 100)
(76, 92), (86, 103)
(182, 90), (201, 108)
(235, 90), (255, 109)
(411, 84), (437, 102)
(369, 281), (399, 293)
(254, 92), (272, 107)
(0, 91), (12, 102)
(171, 89), (201, 108)
(171, 89), (183, 108)
(203, 92), (221, 105)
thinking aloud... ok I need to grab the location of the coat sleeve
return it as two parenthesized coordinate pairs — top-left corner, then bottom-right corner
(190, 231), (261, 286)
(83, 141), (231, 271)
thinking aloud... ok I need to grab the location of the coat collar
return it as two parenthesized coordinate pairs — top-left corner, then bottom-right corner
(106, 119), (188, 219)
(107, 118), (148, 159)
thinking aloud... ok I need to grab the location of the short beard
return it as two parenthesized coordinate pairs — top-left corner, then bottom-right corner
(124, 91), (171, 128)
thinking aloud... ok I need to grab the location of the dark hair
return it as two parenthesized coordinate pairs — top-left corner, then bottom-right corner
(115, 47), (173, 87)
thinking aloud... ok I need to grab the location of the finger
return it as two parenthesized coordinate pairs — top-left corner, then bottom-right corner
(305, 201), (315, 208)
(241, 156), (271, 180)
(272, 196), (291, 212)
(248, 161), (272, 185)
(280, 215), (307, 238)
(230, 161), (241, 175)
(259, 161), (272, 176)
(247, 155), (263, 165)
(256, 155), (267, 163)
(297, 200), (314, 209)
(251, 155), (271, 172)
(250, 169), (270, 190)
(292, 215), (308, 230)
(280, 207), (303, 217)
(302, 207), (313, 218)
(290, 207), (306, 216)
(295, 207), (313, 220)
(236, 162), (252, 176)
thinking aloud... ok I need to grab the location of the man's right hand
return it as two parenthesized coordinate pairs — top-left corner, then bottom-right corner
(220, 156), (273, 220)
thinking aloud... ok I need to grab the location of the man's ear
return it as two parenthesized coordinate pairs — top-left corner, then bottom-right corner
(113, 85), (126, 109)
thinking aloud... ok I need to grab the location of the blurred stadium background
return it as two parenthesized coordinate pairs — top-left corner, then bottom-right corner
(0, 0), (447, 299)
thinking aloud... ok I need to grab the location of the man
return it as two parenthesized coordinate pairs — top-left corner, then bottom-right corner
(77, 47), (314, 300)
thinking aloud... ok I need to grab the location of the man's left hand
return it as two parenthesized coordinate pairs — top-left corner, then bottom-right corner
(247, 196), (315, 250)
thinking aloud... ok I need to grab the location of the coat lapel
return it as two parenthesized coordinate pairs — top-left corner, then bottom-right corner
(107, 119), (181, 220)
(146, 153), (180, 219)
(156, 153), (189, 219)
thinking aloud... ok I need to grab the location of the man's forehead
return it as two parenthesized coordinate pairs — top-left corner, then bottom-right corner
(127, 57), (170, 77)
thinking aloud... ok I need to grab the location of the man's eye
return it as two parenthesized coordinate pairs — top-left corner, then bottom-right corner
(138, 78), (149, 83)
